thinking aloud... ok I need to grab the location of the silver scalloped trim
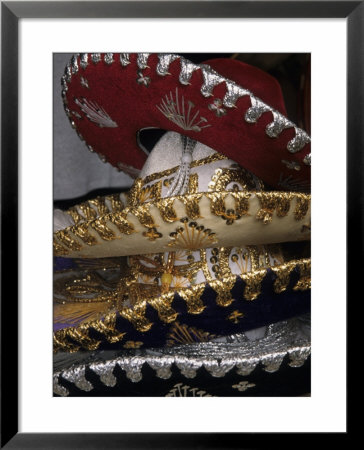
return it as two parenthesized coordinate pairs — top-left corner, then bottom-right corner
(223, 81), (251, 108)
(120, 53), (130, 66)
(71, 55), (79, 75)
(137, 53), (150, 70)
(53, 318), (310, 396)
(62, 53), (311, 155)
(157, 54), (180, 76)
(200, 65), (225, 98)
(104, 53), (114, 65)
(91, 53), (101, 64)
(80, 53), (88, 70)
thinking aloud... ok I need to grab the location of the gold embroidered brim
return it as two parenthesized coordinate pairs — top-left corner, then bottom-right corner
(54, 190), (311, 258)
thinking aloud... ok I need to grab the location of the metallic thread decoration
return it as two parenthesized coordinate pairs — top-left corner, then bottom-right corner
(104, 53), (114, 65)
(91, 53), (101, 64)
(80, 53), (88, 70)
(179, 57), (200, 85)
(245, 97), (271, 123)
(71, 54), (79, 75)
(75, 98), (118, 128)
(303, 153), (311, 166)
(136, 71), (151, 87)
(157, 88), (211, 132)
(266, 111), (293, 138)
(64, 62), (72, 83)
(120, 53), (130, 66)
(287, 129), (311, 153)
(208, 98), (227, 117)
(282, 159), (301, 171)
(80, 76), (89, 89)
(137, 53), (150, 69)
(61, 366), (94, 391)
(223, 81), (251, 108)
(200, 65), (225, 97)
(156, 53), (180, 76)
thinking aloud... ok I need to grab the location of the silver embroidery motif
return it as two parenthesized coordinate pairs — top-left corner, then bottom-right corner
(75, 98), (118, 128)
(266, 111), (294, 138)
(137, 53), (150, 69)
(157, 88), (211, 132)
(91, 53), (101, 64)
(104, 53), (114, 65)
(282, 160), (301, 171)
(232, 380), (256, 392)
(245, 97), (271, 123)
(157, 54), (180, 76)
(80, 53), (88, 70)
(208, 98), (227, 117)
(303, 153), (311, 166)
(200, 65), (225, 97)
(120, 53), (130, 66)
(80, 77), (89, 89)
(136, 71), (151, 87)
(71, 55), (79, 75)
(288, 130), (311, 153)
(179, 58), (200, 85)
(223, 81), (251, 108)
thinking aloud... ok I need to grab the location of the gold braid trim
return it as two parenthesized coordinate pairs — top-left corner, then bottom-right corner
(53, 241), (69, 256)
(241, 269), (267, 300)
(66, 207), (84, 225)
(148, 291), (179, 323)
(294, 194), (311, 221)
(54, 192), (310, 255)
(53, 258), (310, 352)
(79, 202), (98, 220)
(89, 197), (108, 216)
(178, 285), (206, 314)
(156, 198), (178, 223)
(56, 230), (82, 251)
(90, 218), (116, 241)
(71, 223), (98, 246)
(106, 193), (125, 212)
(92, 312), (126, 343)
(119, 301), (153, 333)
(294, 259), (311, 290)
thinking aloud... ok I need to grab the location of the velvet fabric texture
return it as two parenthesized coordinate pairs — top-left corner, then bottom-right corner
(63, 53), (310, 189)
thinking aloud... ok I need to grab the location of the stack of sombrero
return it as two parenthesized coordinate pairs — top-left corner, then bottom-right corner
(53, 53), (311, 397)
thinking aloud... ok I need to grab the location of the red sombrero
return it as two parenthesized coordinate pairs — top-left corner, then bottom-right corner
(62, 53), (310, 189)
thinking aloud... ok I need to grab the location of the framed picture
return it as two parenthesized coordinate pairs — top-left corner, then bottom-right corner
(1, 1), (356, 447)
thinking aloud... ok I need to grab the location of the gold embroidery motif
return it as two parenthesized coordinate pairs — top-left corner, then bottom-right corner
(109, 213), (135, 235)
(92, 313), (126, 344)
(71, 223), (98, 246)
(148, 291), (178, 323)
(123, 340), (143, 349)
(143, 227), (163, 241)
(90, 218), (116, 241)
(256, 192), (294, 224)
(89, 197), (108, 216)
(156, 198), (178, 223)
(166, 322), (215, 347)
(66, 207), (84, 225)
(188, 173), (199, 194)
(271, 262), (296, 293)
(79, 202), (98, 220)
(53, 241), (69, 256)
(168, 218), (217, 249)
(178, 285), (206, 314)
(294, 260), (311, 291)
(227, 310), (244, 324)
(294, 194), (310, 221)
(119, 301), (153, 332)
(56, 230), (82, 251)
(208, 167), (259, 192)
(106, 193), (125, 212)
(67, 325), (101, 351)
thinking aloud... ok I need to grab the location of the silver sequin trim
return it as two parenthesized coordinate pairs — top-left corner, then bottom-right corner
(80, 53), (88, 70)
(61, 366), (93, 392)
(91, 53), (101, 64)
(179, 57), (200, 85)
(200, 65), (225, 98)
(288, 130), (311, 153)
(156, 54), (180, 76)
(71, 55), (79, 75)
(64, 63), (72, 83)
(120, 53), (130, 66)
(137, 53), (150, 70)
(223, 81), (251, 108)
(245, 97), (271, 123)
(266, 111), (293, 138)
(104, 53), (114, 65)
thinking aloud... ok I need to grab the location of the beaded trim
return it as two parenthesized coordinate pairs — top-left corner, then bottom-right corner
(61, 53), (311, 165)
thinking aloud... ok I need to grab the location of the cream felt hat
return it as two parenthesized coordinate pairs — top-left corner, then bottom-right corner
(53, 132), (310, 259)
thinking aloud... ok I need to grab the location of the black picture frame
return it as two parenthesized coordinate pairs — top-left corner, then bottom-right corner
(1, 1), (356, 448)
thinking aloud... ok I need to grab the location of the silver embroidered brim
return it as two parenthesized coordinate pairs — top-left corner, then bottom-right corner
(53, 315), (310, 397)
